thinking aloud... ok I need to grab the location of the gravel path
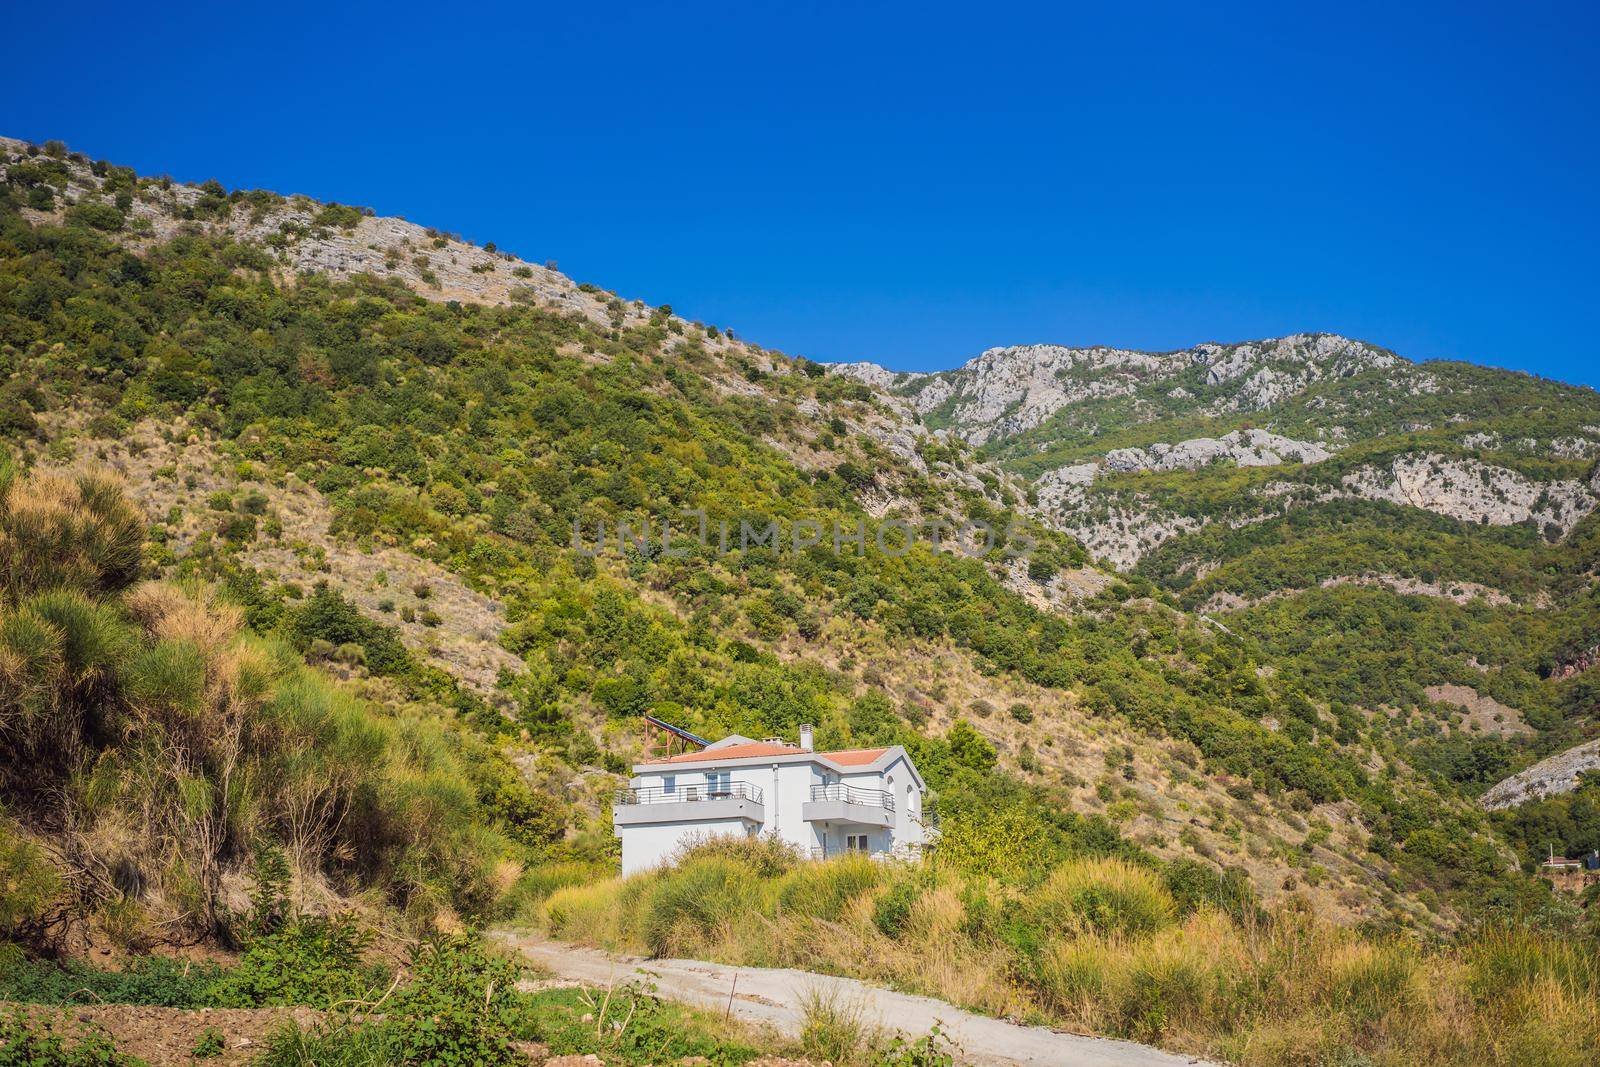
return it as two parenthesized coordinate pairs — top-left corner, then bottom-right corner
(495, 932), (1222, 1067)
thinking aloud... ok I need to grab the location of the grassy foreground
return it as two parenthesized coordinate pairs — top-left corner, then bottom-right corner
(542, 839), (1600, 1067)
(0, 933), (808, 1066)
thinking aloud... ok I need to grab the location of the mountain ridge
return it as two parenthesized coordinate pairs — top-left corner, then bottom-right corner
(0, 132), (1593, 949)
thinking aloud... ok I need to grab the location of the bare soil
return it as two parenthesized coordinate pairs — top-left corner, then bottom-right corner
(1, 1001), (320, 1065)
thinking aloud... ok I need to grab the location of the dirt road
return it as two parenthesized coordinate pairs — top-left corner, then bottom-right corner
(495, 932), (1221, 1067)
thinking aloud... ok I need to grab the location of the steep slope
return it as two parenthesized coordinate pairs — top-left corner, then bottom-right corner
(840, 333), (1600, 874)
(0, 134), (1568, 936)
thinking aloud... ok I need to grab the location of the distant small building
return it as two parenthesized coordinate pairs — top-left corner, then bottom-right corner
(612, 725), (930, 877)
(1540, 850), (1583, 873)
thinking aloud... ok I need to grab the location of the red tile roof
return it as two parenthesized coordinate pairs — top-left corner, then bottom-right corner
(644, 743), (892, 766)
(646, 741), (799, 764)
(817, 747), (891, 766)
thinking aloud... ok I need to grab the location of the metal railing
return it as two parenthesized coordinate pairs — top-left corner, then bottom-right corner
(614, 782), (763, 806)
(808, 845), (873, 860)
(808, 783), (894, 811)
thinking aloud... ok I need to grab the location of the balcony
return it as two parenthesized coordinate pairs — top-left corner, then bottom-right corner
(612, 782), (765, 827)
(802, 783), (895, 829)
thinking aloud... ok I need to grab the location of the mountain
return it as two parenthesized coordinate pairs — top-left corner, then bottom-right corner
(837, 334), (1600, 567)
(1, 131), (1595, 957)
(839, 332), (1600, 844)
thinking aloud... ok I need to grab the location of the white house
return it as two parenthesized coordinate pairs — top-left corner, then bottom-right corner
(612, 725), (930, 876)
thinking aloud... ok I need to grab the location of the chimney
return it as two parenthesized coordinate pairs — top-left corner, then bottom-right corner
(799, 724), (814, 752)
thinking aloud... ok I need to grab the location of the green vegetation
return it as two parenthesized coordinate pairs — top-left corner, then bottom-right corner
(0, 460), (525, 946)
(0, 935), (781, 1067)
(0, 1009), (131, 1066)
(3, 137), (1599, 1065)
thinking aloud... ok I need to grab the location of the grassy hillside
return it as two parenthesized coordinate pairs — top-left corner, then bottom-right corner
(0, 134), (1577, 927)
(0, 459), (530, 947)
(1, 134), (1597, 1067)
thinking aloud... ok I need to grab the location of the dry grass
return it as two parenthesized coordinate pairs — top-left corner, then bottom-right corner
(537, 840), (1600, 1067)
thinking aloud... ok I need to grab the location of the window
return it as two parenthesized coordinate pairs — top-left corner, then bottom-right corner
(846, 834), (870, 853)
(662, 775), (676, 795)
(707, 771), (731, 796)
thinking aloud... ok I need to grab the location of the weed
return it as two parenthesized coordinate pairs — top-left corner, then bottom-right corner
(798, 986), (873, 1065)
(191, 1026), (225, 1058)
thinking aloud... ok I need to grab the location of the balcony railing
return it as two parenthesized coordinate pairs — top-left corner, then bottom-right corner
(614, 782), (763, 806)
(809, 783), (894, 811)
(808, 845), (875, 860)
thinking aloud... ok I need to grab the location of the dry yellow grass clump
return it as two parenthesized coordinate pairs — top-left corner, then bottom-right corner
(538, 839), (1600, 1067)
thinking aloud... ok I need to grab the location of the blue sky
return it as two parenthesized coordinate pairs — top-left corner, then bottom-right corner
(4, 1), (1597, 384)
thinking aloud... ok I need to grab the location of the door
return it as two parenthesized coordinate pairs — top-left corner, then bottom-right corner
(707, 770), (731, 798)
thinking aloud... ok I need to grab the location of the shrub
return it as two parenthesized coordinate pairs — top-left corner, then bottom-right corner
(1032, 857), (1174, 937)
(0, 466), (144, 602)
(288, 588), (411, 675)
(378, 936), (524, 1064)
(543, 879), (623, 943)
(1162, 858), (1260, 923)
(313, 203), (364, 230)
(878, 1024), (959, 1067)
(64, 203), (123, 232)
(798, 986), (872, 1064)
(871, 867), (934, 938)
(487, 781), (567, 851)
(1324, 939), (1421, 1025)
(776, 855), (884, 922)
(670, 834), (799, 878)
(209, 915), (377, 1008)
(253, 938), (524, 1066)
(497, 862), (603, 919)
(632, 855), (761, 957)
(0, 825), (62, 941)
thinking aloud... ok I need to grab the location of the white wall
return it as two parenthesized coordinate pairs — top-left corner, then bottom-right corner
(619, 818), (755, 877)
(617, 752), (927, 873)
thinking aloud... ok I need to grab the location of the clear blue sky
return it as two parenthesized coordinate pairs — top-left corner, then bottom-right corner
(4, 1), (1597, 384)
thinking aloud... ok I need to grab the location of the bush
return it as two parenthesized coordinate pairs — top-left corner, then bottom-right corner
(632, 855), (761, 957)
(871, 866), (938, 938)
(0, 466), (143, 602)
(256, 936), (524, 1067)
(0, 826), (62, 941)
(313, 203), (365, 230)
(378, 936), (524, 1064)
(776, 855), (884, 922)
(670, 834), (799, 878)
(798, 986), (871, 1063)
(1032, 857), (1174, 937)
(1161, 859), (1260, 923)
(64, 202), (123, 232)
(289, 588), (412, 675)
(210, 915), (378, 1008)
